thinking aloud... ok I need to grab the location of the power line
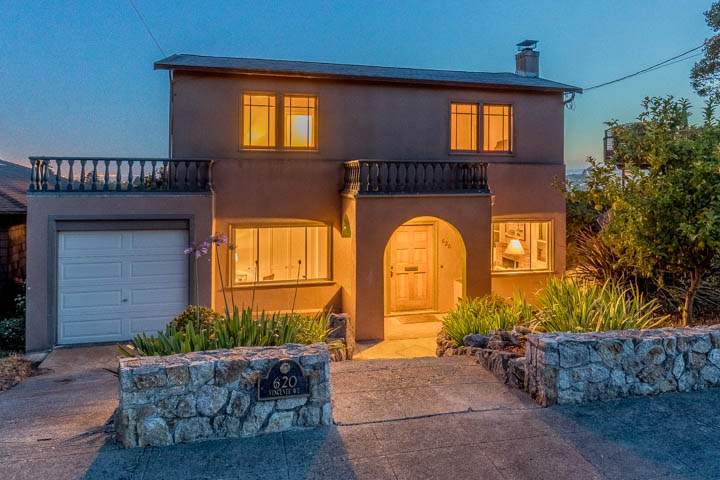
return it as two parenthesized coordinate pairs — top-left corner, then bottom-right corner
(127, 0), (166, 57)
(584, 43), (706, 92)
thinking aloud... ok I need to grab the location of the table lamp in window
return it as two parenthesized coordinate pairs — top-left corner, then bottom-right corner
(504, 239), (525, 269)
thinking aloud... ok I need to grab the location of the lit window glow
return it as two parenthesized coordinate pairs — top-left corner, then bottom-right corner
(450, 103), (478, 151)
(483, 104), (512, 152)
(284, 96), (317, 148)
(232, 225), (329, 284)
(242, 94), (276, 148)
(492, 221), (551, 272)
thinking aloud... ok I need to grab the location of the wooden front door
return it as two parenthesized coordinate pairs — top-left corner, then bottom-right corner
(388, 224), (435, 313)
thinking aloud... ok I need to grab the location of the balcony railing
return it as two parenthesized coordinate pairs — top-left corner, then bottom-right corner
(28, 157), (213, 193)
(343, 160), (489, 196)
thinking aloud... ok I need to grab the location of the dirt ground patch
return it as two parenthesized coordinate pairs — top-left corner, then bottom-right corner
(0, 355), (35, 392)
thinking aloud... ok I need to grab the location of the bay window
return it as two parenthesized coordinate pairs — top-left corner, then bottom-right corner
(492, 221), (551, 272)
(232, 224), (330, 285)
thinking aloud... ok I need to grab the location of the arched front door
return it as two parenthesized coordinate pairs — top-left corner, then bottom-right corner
(387, 222), (436, 313)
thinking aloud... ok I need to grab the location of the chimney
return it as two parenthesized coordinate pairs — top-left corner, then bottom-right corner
(515, 40), (539, 78)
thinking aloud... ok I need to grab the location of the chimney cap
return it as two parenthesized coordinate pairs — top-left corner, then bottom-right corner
(516, 39), (539, 51)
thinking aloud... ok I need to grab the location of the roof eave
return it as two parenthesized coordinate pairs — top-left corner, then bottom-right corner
(154, 62), (582, 94)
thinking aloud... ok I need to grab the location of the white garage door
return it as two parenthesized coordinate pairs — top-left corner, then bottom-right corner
(57, 230), (189, 345)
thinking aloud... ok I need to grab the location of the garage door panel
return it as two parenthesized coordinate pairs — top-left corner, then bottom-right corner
(61, 318), (123, 340)
(60, 231), (124, 255)
(131, 231), (187, 249)
(131, 286), (187, 306)
(130, 259), (186, 278)
(60, 261), (123, 281)
(58, 229), (189, 345)
(60, 289), (124, 309)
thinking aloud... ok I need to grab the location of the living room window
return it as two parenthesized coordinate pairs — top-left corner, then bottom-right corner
(242, 94), (276, 148)
(491, 220), (551, 272)
(483, 104), (512, 152)
(232, 224), (330, 285)
(450, 103), (478, 151)
(284, 95), (317, 149)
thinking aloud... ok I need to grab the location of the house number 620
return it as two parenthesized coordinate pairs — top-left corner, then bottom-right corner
(273, 375), (297, 390)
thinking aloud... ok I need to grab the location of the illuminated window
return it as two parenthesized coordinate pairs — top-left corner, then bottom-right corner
(242, 94), (276, 148)
(483, 104), (512, 152)
(450, 103), (478, 151)
(284, 96), (317, 149)
(232, 224), (330, 284)
(491, 221), (551, 272)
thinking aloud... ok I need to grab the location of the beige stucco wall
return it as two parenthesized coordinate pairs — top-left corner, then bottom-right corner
(170, 72), (564, 163)
(168, 71), (567, 341)
(25, 193), (213, 351)
(488, 163), (566, 300)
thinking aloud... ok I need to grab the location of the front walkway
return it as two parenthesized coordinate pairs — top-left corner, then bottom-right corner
(353, 337), (437, 359)
(2, 347), (720, 479)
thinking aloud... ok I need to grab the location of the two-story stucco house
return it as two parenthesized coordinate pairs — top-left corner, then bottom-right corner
(24, 41), (581, 352)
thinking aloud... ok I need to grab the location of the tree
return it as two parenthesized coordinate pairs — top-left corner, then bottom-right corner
(598, 97), (720, 325)
(692, 3), (720, 97)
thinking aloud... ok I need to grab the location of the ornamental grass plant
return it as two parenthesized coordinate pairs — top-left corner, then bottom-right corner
(442, 293), (532, 345)
(123, 306), (335, 357)
(531, 277), (668, 333)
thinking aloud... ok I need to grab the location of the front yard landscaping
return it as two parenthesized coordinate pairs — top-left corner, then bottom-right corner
(0, 355), (34, 392)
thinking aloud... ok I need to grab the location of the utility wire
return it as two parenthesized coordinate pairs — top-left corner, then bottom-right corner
(584, 43), (706, 92)
(127, 0), (167, 57)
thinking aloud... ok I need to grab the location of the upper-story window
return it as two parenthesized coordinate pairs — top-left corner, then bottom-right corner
(483, 104), (512, 152)
(242, 94), (276, 148)
(284, 95), (317, 149)
(450, 103), (478, 151)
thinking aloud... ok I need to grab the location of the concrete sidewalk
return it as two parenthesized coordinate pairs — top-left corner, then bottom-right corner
(2, 348), (720, 479)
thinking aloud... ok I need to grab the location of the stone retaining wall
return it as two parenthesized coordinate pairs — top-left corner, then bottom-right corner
(526, 326), (720, 406)
(115, 343), (331, 448)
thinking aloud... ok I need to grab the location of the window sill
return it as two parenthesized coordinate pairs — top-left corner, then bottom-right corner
(229, 280), (335, 290)
(491, 270), (554, 276)
(448, 151), (515, 157)
(239, 148), (320, 153)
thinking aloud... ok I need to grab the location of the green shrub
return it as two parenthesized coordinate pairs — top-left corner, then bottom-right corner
(531, 277), (668, 333)
(169, 305), (223, 332)
(442, 294), (531, 345)
(0, 317), (24, 353)
(123, 306), (336, 357)
(293, 311), (336, 344)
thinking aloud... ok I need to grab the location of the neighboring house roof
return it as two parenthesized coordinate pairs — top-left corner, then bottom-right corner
(155, 54), (582, 93)
(0, 159), (30, 214)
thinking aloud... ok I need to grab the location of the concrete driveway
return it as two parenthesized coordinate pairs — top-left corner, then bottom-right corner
(2, 347), (720, 479)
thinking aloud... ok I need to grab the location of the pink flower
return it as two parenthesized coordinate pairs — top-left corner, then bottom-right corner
(210, 233), (228, 245)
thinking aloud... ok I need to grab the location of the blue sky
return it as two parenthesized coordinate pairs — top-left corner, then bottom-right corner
(0, 0), (711, 168)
